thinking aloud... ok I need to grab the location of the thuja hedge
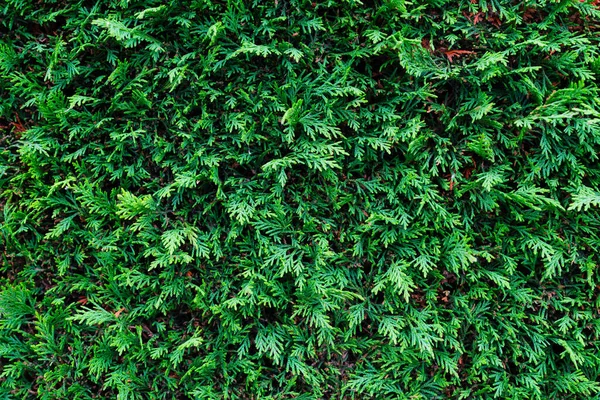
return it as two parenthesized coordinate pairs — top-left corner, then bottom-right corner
(1, 0), (600, 398)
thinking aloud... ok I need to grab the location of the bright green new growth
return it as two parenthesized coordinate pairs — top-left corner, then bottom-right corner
(1, 0), (600, 398)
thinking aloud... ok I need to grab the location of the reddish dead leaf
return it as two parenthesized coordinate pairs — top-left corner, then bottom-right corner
(77, 297), (88, 305)
(488, 14), (502, 27)
(441, 290), (450, 303)
(186, 270), (193, 278)
(523, 7), (539, 23)
(464, 167), (473, 179)
(114, 307), (126, 318)
(444, 49), (476, 62)
(141, 324), (154, 337)
(421, 38), (433, 53)
(10, 113), (27, 134)
(473, 12), (485, 24)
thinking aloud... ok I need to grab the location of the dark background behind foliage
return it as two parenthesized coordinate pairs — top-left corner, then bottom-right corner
(1, 0), (600, 398)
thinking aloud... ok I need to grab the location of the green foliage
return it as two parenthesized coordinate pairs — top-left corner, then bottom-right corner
(2, 0), (600, 398)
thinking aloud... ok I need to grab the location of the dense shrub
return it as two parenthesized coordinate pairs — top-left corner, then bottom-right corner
(2, 0), (600, 398)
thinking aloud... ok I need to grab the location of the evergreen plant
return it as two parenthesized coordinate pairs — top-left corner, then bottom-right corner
(1, 0), (600, 398)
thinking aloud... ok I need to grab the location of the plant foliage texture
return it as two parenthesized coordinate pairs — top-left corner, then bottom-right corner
(2, 0), (600, 398)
